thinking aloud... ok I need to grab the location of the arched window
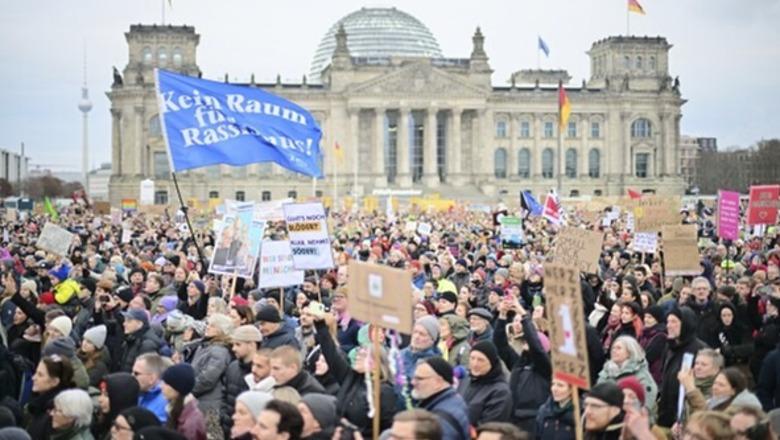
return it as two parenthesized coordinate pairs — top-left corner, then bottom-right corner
(565, 148), (577, 178)
(636, 56), (643, 69)
(494, 148), (507, 179)
(148, 115), (161, 138)
(624, 55), (630, 68)
(588, 148), (601, 178)
(649, 56), (656, 70)
(158, 47), (168, 66)
(542, 148), (554, 179)
(172, 48), (183, 67)
(142, 47), (153, 64)
(518, 148), (530, 178)
(631, 118), (652, 138)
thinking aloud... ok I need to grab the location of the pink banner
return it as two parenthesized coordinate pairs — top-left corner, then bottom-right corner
(717, 190), (740, 241)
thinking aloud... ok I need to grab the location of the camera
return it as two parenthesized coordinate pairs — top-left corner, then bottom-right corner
(99, 295), (111, 303)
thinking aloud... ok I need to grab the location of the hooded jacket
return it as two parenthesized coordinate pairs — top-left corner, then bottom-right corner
(535, 398), (576, 440)
(597, 356), (658, 417)
(713, 303), (754, 367)
(119, 324), (164, 372)
(92, 372), (140, 440)
(439, 315), (471, 367)
(657, 307), (708, 428)
(24, 384), (68, 440)
(189, 337), (232, 412)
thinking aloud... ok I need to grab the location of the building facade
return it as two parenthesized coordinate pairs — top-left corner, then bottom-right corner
(0, 148), (29, 185)
(88, 163), (112, 201)
(108, 7), (686, 206)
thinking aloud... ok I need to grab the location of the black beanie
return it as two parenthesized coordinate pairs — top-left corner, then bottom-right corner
(424, 357), (453, 384)
(587, 381), (624, 408)
(439, 291), (458, 305)
(255, 304), (282, 323)
(120, 407), (161, 432)
(471, 340), (501, 370)
(134, 427), (187, 440)
(161, 364), (195, 396)
(646, 305), (665, 324)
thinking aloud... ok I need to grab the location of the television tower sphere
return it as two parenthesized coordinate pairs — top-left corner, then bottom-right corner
(78, 86), (92, 113)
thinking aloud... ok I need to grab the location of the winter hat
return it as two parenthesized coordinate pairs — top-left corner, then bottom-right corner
(48, 265), (70, 282)
(672, 277), (685, 295)
(467, 307), (493, 322)
(236, 391), (273, 420)
(455, 259), (468, 268)
(231, 325), (262, 343)
(48, 316), (73, 338)
(587, 381), (625, 408)
(255, 304), (281, 323)
(423, 357), (453, 384)
(617, 376), (646, 406)
(20, 280), (37, 297)
(79, 278), (96, 295)
(474, 268), (487, 281)
(191, 280), (206, 295)
(646, 305), (666, 324)
(165, 310), (189, 333)
(471, 340), (501, 370)
(415, 315), (440, 341)
(207, 313), (235, 336)
(300, 394), (338, 430)
(495, 268), (510, 280)
(158, 296), (178, 312)
(39, 292), (55, 305)
(231, 296), (249, 307)
(119, 407), (161, 432)
(190, 320), (207, 337)
(161, 364), (196, 396)
(83, 325), (107, 350)
(0, 407), (16, 429)
(122, 308), (149, 326)
(115, 287), (134, 303)
(134, 427), (186, 440)
(42, 337), (76, 358)
(0, 427), (31, 440)
(438, 291), (458, 305)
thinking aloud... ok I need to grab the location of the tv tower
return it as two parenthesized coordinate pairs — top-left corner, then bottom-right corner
(77, 47), (92, 194)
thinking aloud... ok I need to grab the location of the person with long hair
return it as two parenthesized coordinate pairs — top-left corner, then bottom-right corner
(597, 336), (658, 418)
(161, 364), (206, 440)
(615, 302), (644, 341)
(706, 367), (761, 412)
(25, 355), (75, 439)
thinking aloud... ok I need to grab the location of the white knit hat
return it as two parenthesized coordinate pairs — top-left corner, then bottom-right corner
(48, 316), (72, 338)
(236, 391), (273, 420)
(83, 325), (107, 350)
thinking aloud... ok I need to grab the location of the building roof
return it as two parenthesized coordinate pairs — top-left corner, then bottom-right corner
(309, 7), (443, 83)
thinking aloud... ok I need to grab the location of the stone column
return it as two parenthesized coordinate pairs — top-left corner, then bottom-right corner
(508, 113), (517, 178)
(449, 108), (462, 184)
(349, 108), (360, 194)
(532, 114), (542, 179)
(580, 116), (588, 177)
(111, 109), (122, 175)
(373, 108), (386, 187)
(397, 107), (411, 187)
(423, 107), (439, 187)
(621, 112), (631, 184)
(134, 105), (145, 177)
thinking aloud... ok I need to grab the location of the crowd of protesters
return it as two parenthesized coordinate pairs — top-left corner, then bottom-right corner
(0, 196), (777, 440)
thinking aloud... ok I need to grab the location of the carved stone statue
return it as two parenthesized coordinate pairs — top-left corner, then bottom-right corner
(112, 67), (123, 87)
(672, 76), (680, 92)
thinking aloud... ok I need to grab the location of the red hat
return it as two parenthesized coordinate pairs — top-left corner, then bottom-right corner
(617, 376), (646, 406)
(39, 291), (55, 305)
(410, 260), (422, 271)
(231, 296), (249, 307)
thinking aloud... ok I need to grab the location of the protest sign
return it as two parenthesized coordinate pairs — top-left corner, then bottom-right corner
(121, 229), (132, 244)
(347, 260), (413, 334)
(210, 202), (265, 278)
(416, 222), (432, 236)
(499, 216), (524, 249)
(549, 227), (603, 274)
(284, 202), (335, 270)
(633, 196), (680, 232)
(93, 201), (110, 215)
(4, 209), (17, 222)
(110, 208), (122, 226)
(632, 232), (658, 254)
(139, 179), (155, 206)
(662, 224), (700, 276)
(253, 198), (294, 222)
(36, 223), (75, 257)
(404, 221), (418, 234)
(257, 240), (305, 288)
(717, 190), (741, 240)
(747, 185), (779, 225)
(543, 262), (591, 389)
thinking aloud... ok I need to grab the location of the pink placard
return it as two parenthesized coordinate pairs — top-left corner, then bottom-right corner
(717, 190), (741, 241)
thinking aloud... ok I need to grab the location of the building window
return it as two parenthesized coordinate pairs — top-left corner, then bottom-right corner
(520, 121), (530, 138)
(565, 148), (577, 178)
(261, 191), (271, 201)
(635, 153), (650, 178)
(436, 113), (447, 183)
(149, 115), (161, 138)
(494, 148), (507, 179)
(412, 114), (423, 183)
(649, 56), (656, 70)
(518, 148), (531, 178)
(570, 190), (580, 197)
(235, 191), (245, 202)
(590, 121), (600, 138)
(172, 48), (183, 67)
(543, 121), (554, 138)
(624, 55), (630, 68)
(631, 118), (652, 138)
(315, 190), (323, 198)
(594, 189), (603, 196)
(209, 191), (219, 199)
(154, 191), (168, 205)
(288, 191), (297, 199)
(567, 121), (577, 138)
(158, 47), (168, 66)
(153, 152), (169, 179)
(588, 149), (601, 178)
(142, 47), (153, 64)
(636, 56), (643, 69)
(496, 120), (507, 138)
(542, 148), (554, 179)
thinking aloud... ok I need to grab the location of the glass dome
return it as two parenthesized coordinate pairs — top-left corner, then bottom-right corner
(309, 7), (443, 83)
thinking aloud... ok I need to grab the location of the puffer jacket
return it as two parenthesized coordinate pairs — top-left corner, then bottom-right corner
(457, 367), (512, 425)
(220, 356), (252, 435)
(535, 398), (576, 440)
(597, 356), (658, 417)
(54, 279), (81, 306)
(119, 324), (164, 372)
(419, 387), (471, 440)
(190, 337), (232, 412)
(261, 326), (301, 350)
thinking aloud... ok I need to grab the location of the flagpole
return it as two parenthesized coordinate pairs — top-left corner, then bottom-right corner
(161, 0), (166, 25)
(171, 172), (206, 271)
(557, 120), (563, 195)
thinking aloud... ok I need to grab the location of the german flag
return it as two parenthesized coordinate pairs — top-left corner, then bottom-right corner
(628, 0), (646, 15)
(558, 81), (571, 132)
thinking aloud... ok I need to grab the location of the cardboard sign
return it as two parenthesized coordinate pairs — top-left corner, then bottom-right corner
(633, 196), (680, 232)
(404, 221), (418, 234)
(544, 262), (591, 389)
(36, 223), (75, 257)
(210, 202), (265, 278)
(257, 240), (305, 288)
(93, 201), (111, 215)
(347, 260), (413, 334)
(4, 208), (17, 222)
(110, 208), (122, 226)
(138, 205), (167, 216)
(284, 202), (335, 270)
(253, 198), (294, 222)
(747, 185), (779, 225)
(549, 227), (603, 274)
(717, 190), (741, 240)
(500, 216), (524, 249)
(417, 222), (432, 236)
(632, 232), (658, 254)
(662, 224), (700, 276)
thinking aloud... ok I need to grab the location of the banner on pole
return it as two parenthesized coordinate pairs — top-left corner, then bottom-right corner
(717, 190), (741, 240)
(284, 202), (335, 270)
(549, 227), (603, 274)
(499, 216), (524, 249)
(347, 260), (413, 334)
(662, 224), (700, 276)
(746, 185), (779, 226)
(257, 240), (305, 288)
(36, 223), (75, 257)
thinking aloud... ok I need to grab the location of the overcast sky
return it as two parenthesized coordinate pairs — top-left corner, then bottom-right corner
(1, 0), (778, 171)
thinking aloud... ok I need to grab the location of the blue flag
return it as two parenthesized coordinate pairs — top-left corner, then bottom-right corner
(538, 36), (550, 57)
(521, 191), (543, 216)
(155, 69), (323, 177)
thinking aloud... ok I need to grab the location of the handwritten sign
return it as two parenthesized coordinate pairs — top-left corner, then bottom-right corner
(747, 185), (779, 226)
(416, 222), (432, 236)
(257, 240), (305, 288)
(544, 262), (591, 389)
(284, 202), (334, 270)
(347, 261), (413, 334)
(662, 224), (700, 276)
(633, 196), (680, 232)
(717, 190), (741, 240)
(632, 232), (658, 254)
(36, 223), (75, 257)
(549, 227), (603, 274)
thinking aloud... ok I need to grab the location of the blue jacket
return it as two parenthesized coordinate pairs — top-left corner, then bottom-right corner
(419, 387), (471, 440)
(138, 382), (168, 423)
(400, 345), (441, 382)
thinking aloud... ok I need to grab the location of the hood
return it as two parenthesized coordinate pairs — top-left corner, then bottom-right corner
(103, 372), (140, 419)
(671, 306), (699, 346)
(442, 315), (470, 341)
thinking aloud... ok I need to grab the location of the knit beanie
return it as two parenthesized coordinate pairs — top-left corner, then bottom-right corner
(83, 325), (107, 350)
(191, 280), (206, 296)
(161, 364), (195, 396)
(115, 287), (134, 304)
(48, 265), (70, 283)
(165, 310), (190, 333)
(190, 320), (207, 337)
(48, 316), (72, 338)
(617, 376), (646, 406)
(300, 393), (338, 430)
(119, 406), (161, 432)
(587, 381), (625, 408)
(20, 280), (37, 297)
(471, 340), (500, 370)
(255, 304), (281, 323)
(231, 325), (262, 343)
(438, 291), (458, 305)
(42, 337), (76, 358)
(495, 268), (510, 280)
(236, 391), (273, 420)
(0, 427), (31, 440)
(646, 305), (665, 324)
(423, 357), (453, 384)
(415, 315), (440, 341)
(158, 296), (178, 312)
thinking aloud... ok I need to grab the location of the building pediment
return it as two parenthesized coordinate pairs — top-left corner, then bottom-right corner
(346, 62), (487, 98)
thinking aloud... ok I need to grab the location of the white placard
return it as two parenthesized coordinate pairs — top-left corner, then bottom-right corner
(121, 229), (132, 244)
(283, 202), (335, 270)
(417, 222), (432, 236)
(36, 223), (75, 257)
(139, 179), (155, 206)
(405, 221), (418, 234)
(633, 232), (658, 254)
(257, 240), (305, 288)
(626, 213), (635, 232)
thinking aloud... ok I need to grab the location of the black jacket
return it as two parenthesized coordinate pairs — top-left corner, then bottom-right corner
(25, 385), (66, 440)
(92, 372), (140, 439)
(685, 299), (720, 348)
(92, 306), (125, 372)
(221, 357), (251, 435)
(278, 370), (325, 396)
(457, 369), (512, 426)
(751, 315), (780, 380)
(262, 326), (301, 350)
(757, 341), (780, 410)
(118, 324), (163, 372)
(584, 411), (625, 440)
(176, 284), (208, 320)
(535, 398), (576, 440)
